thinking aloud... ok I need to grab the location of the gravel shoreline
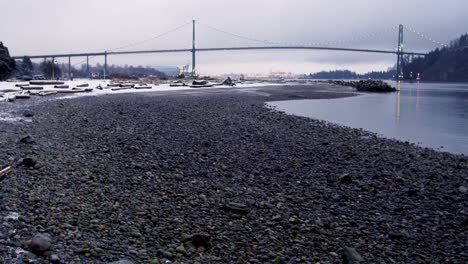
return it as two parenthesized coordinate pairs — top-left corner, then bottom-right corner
(1, 84), (467, 263)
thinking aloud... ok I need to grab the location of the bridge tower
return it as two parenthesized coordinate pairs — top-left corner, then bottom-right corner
(192, 19), (196, 77)
(396, 24), (404, 79)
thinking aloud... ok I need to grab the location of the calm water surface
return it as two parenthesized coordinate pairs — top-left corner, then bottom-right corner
(269, 82), (468, 155)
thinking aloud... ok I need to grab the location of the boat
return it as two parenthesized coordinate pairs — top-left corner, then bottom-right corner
(76, 83), (89, 87)
(54, 85), (69, 88)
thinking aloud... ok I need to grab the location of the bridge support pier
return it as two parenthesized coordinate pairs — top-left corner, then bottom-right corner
(104, 51), (108, 80)
(192, 19), (196, 78)
(52, 57), (55, 80)
(396, 24), (404, 80)
(86, 56), (89, 78)
(68, 56), (71, 80)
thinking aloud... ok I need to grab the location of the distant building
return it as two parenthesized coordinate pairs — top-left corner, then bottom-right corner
(269, 71), (295, 79)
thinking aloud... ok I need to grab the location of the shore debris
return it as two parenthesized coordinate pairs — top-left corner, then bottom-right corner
(170, 80), (187, 87)
(54, 85), (69, 88)
(0, 166), (13, 181)
(190, 80), (214, 88)
(29, 81), (65, 85)
(134, 86), (152, 89)
(15, 92), (31, 99)
(21, 86), (43, 90)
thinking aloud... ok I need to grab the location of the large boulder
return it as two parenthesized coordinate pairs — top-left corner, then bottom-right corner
(0, 42), (16, 81)
(353, 80), (397, 92)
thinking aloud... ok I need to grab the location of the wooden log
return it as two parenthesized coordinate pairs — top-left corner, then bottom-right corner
(54, 85), (69, 88)
(21, 86), (43, 90)
(41, 91), (58, 96)
(29, 81), (65, 85)
(119, 84), (135, 88)
(134, 86), (152, 89)
(0, 166), (13, 182)
(16, 94), (31, 99)
(0, 89), (20, 93)
(111, 87), (132, 91)
(15, 83), (29, 87)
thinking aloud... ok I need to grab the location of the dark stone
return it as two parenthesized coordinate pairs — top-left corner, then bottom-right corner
(191, 232), (211, 248)
(29, 233), (51, 255)
(339, 174), (353, 183)
(19, 135), (36, 144)
(22, 157), (37, 167)
(23, 109), (35, 117)
(220, 202), (250, 215)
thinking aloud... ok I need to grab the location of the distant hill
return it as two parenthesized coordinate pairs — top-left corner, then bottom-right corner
(404, 34), (468, 82)
(303, 70), (394, 80)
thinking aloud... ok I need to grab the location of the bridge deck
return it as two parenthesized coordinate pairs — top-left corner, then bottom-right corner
(12, 46), (427, 59)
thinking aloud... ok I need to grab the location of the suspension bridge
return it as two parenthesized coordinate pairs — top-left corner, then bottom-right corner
(11, 21), (445, 79)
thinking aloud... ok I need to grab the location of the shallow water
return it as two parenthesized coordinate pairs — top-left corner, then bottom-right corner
(269, 81), (468, 155)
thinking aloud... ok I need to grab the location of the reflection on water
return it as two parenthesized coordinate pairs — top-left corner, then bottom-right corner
(269, 82), (468, 155)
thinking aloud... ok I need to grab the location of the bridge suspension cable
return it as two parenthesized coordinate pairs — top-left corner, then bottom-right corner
(404, 25), (448, 47)
(71, 21), (192, 67)
(198, 22), (398, 49)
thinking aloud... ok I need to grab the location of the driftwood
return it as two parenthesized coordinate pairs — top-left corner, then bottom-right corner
(21, 86), (43, 90)
(0, 166), (13, 182)
(111, 87), (132, 91)
(38, 91), (58, 96)
(29, 81), (65, 85)
(15, 93), (31, 99)
(0, 89), (20, 93)
(134, 86), (152, 89)
(119, 84), (135, 88)
(54, 85), (69, 88)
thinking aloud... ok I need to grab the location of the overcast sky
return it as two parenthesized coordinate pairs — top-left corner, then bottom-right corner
(2, 0), (467, 74)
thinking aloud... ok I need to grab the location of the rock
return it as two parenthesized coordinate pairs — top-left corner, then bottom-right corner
(19, 135), (36, 144)
(388, 232), (406, 240)
(23, 109), (34, 117)
(342, 246), (364, 264)
(50, 254), (60, 264)
(29, 233), (51, 255)
(458, 186), (467, 193)
(22, 157), (37, 167)
(191, 232), (211, 248)
(339, 173), (352, 183)
(175, 244), (187, 254)
(110, 260), (134, 264)
(220, 202), (250, 215)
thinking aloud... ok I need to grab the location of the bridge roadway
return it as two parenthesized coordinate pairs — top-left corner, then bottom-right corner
(12, 46), (427, 59)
